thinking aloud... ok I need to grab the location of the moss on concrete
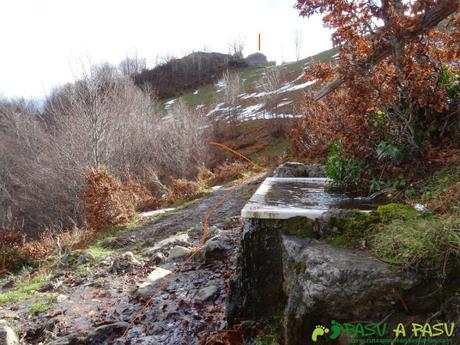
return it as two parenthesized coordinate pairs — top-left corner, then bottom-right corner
(325, 210), (374, 248)
(281, 217), (317, 238)
(293, 261), (306, 275)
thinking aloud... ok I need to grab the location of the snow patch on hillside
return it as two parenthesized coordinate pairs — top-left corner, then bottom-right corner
(164, 99), (176, 109)
(238, 79), (318, 101)
(277, 100), (293, 108)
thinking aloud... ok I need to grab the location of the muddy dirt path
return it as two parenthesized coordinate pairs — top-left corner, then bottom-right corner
(1, 175), (264, 345)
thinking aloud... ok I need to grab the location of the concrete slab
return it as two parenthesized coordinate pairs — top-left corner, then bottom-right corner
(241, 177), (373, 219)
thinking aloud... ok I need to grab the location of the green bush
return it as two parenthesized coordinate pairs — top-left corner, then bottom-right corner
(325, 140), (365, 192)
(374, 203), (417, 223)
(376, 141), (408, 165)
(440, 67), (460, 99)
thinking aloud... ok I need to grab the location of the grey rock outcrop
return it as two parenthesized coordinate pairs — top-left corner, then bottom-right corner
(282, 236), (417, 345)
(273, 162), (325, 178)
(133, 267), (172, 299)
(194, 284), (219, 301)
(227, 219), (418, 345)
(168, 246), (192, 259)
(245, 52), (275, 68)
(197, 233), (232, 262)
(314, 208), (361, 237)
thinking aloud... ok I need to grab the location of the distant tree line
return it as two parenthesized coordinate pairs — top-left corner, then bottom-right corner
(133, 52), (247, 99)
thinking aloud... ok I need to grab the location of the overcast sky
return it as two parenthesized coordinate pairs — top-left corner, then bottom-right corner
(0, 0), (332, 100)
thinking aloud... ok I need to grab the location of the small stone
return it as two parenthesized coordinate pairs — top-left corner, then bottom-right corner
(273, 162), (325, 178)
(38, 278), (64, 292)
(197, 234), (231, 262)
(111, 252), (143, 274)
(195, 285), (219, 301)
(99, 256), (113, 267)
(133, 268), (172, 299)
(150, 252), (165, 265)
(56, 294), (68, 303)
(1, 281), (15, 291)
(168, 246), (192, 259)
(0, 312), (17, 320)
(221, 217), (243, 230)
(60, 251), (95, 267)
(75, 252), (96, 266)
(0, 320), (19, 345)
(205, 226), (219, 240)
(47, 322), (128, 345)
(413, 203), (429, 212)
(143, 233), (190, 256)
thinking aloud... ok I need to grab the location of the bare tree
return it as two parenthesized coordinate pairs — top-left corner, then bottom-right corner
(220, 70), (243, 136)
(119, 53), (147, 76)
(227, 34), (246, 59)
(257, 67), (281, 98)
(152, 100), (210, 180)
(294, 28), (303, 61)
(255, 67), (283, 120)
(222, 70), (242, 109)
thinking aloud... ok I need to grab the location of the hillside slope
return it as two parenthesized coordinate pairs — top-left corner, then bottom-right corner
(161, 47), (338, 120)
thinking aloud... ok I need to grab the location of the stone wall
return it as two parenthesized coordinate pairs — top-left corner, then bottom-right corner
(227, 216), (418, 345)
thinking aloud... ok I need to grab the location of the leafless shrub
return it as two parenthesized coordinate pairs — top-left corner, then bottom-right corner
(0, 98), (75, 233)
(257, 67), (281, 97)
(227, 34), (246, 59)
(152, 100), (210, 180)
(1, 63), (212, 238)
(221, 70), (243, 133)
(118, 54), (147, 76)
(222, 70), (242, 107)
(46, 64), (157, 172)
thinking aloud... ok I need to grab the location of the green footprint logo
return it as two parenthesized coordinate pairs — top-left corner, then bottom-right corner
(329, 320), (341, 340)
(311, 325), (330, 342)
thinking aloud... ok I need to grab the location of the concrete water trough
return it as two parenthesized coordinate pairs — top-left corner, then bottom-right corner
(227, 165), (394, 345)
(241, 176), (380, 220)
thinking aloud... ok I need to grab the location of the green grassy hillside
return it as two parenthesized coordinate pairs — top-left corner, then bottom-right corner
(161, 47), (338, 110)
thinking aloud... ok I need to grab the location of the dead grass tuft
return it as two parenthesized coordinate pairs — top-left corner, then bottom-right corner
(167, 179), (204, 204)
(427, 182), (460, 213)
(123, 176), (163, 212)
(209, 162), (247, 186)
(84, 168), (135, 232)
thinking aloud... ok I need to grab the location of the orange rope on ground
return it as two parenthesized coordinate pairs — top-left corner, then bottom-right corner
(209, 141), (261, 168)
(122, 142), (264, 338)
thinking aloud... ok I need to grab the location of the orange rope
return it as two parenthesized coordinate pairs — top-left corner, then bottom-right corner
(122, 142), (263, 338)
(209, 141), (261, 168)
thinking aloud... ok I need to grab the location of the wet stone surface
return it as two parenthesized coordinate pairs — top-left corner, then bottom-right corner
(241, 177), (382, 220)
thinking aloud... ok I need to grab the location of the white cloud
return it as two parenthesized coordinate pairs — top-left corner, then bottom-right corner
(0, 0), (332, 99)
